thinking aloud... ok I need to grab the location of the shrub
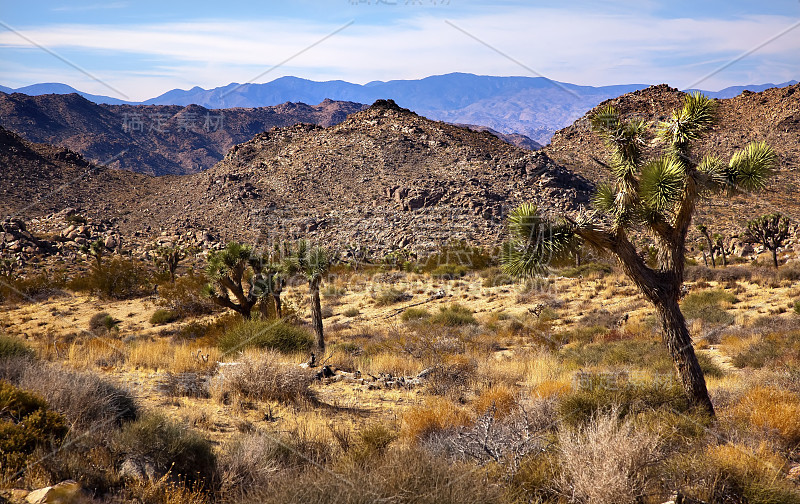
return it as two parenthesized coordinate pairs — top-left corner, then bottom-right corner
(430, 304), (477, 326)
(0, 271), (68, 304)
(0, 380), (68, 477)
(558, 372), (690, 426)
(150, 309), (178, 325)
(342, 307), (360, 317)
(373, 288), (410, 306)
(425, 357), (477, 400)
(211, 352), (314, 403)
(560, 261), (614, 279)
(430, 263), (468, 280)
(557, 408), (660, 504)
(681, 289), (737, 325)
(700, 443), (800, 504)
(69, 257), (152, 300)
(218, 320), (313, 355)
(473, 383), (517, 418)
(19, 363), (137, 430)
(156, 273), (215, 318)
(88, 311), (120, 334)
(732, 330), (800, 369)
(0, 334), (34, 359)
(217, 429), (330, 497)
(480, 267), (515, 287)
(241, 447), (501, 504)
(400, 307), (431, 322)
(346, 423), (398, 466)
(115, 412), (216, 489)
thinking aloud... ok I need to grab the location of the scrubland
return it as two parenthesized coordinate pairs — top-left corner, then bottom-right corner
(1, 252), (800, 503)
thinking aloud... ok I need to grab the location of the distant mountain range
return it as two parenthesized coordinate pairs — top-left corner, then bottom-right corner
(4, 74), (795, 144)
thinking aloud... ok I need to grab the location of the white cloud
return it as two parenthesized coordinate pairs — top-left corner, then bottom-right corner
(1, 6), (798, 99)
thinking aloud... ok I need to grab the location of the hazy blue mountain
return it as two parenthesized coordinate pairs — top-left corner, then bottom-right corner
(2, 83), (133, 105)
(3, 74), (797, 144)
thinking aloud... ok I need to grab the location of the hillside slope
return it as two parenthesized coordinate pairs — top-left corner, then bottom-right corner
(544, 84), (800, 233)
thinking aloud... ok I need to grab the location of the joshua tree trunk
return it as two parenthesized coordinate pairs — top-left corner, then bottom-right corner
(579, 228), (715, 417)
(272, 293), (282, 319)
(770, 247), (779, 269)
(656, 295), (715, 417)
(309, 277), (324, 352)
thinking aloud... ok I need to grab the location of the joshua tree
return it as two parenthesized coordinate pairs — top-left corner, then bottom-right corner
(743, 213), (790, 268)
(713, 233), (730, 267)
(502, 93), (777, 417)
(83, 239), (105, 268)
(203, 242), (259, 319)
(696, 224), (717, 267)
(286, 240), (330, 352)
(156, 245), (187, 283)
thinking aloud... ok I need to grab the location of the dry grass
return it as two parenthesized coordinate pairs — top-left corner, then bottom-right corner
(473, 383), (517, 418)
(128, 339), (220, 373)
(402, 396), (472, 442)
(557, 407), (660, 504)
(732, 386), (800, 446)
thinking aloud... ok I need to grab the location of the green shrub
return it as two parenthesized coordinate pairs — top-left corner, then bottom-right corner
(681, 289), (737, 325)
(794, 301), (800, 316)
(149, 309), (178, 325)
(69, 257), (152, 300)
(560, 261), (614, 278)
(0, 380), (68, 476)
(88, 311), (120, 334)
(343, 307), (360, 317)
(430, 264), (468, 280)
(218, 319), (313, 354)
(558, 372), (690, 427)
(480, 267), (515, 288)
(374, 288), (410, 307)
(401, 307), (431, 322)
(322, 285), (347, 298)
(430, 304), (477, 326)
(115, 412), (216, 488)
(0, 335), (34, 359)
(420, 241), (494, 272)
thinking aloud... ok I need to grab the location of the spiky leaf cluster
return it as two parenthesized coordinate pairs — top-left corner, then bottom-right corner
(502, 92), (778, 278)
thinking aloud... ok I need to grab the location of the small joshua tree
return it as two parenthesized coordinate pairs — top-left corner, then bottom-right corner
(203, 242), (259, 319)
(285, 240), (330, 352)
(156, 245), (188, 283)
(696, 224), (717, 267)
(502, 93), (777, 417)
(743, 213), (790, 268)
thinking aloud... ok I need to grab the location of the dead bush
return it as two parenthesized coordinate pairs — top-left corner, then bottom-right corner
(557, 407), (660, 504)
(211, 352), (315, 404)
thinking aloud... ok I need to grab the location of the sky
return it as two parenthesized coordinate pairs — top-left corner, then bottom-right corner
(0, 0), (798, 101)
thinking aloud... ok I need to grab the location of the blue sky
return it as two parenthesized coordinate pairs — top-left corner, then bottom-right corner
(1, 0), (798, 101)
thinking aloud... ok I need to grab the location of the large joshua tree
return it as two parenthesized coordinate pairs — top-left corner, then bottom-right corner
(502, 93), (777, 416)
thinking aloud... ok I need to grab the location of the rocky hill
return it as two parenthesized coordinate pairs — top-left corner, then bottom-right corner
(155, 99), (591, 253)
(1, 100), (591, 263)
(0, 92), (367, 175)
(544, 83), (800, 234)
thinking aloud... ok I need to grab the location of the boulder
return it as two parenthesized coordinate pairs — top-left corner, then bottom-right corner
(25, 480), (83, 504)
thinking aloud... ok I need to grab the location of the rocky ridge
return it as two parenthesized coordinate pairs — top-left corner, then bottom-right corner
(0, 92), (368, 175)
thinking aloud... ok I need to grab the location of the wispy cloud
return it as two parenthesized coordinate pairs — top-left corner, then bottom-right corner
(1, 6), (797, 99)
